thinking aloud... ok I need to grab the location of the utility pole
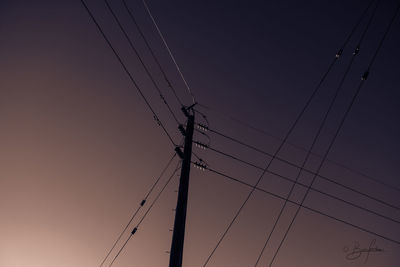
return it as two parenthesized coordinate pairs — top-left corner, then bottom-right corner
(169, 110), (195, 267)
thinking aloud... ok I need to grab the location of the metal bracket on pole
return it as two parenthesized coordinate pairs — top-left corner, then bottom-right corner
(175, 147), (184, 159)
(181, 103), (197, 117)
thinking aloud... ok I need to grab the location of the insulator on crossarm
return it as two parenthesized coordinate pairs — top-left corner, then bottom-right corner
(193, 161), (207, 171)
(194, 141), (208, 150)
(197, 123), (208, 132)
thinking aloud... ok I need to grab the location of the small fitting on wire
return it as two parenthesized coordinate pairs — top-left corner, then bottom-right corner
(153, 115), (161, 126)
(353, 46), (360, 55)
(336, 48), (343, 58)
(131, 227), (138, 235)
(166, 78), (172, 88)
(362, 70), (369, 81)
(160, 94), (167, 104)
(140, 200), (146, 206)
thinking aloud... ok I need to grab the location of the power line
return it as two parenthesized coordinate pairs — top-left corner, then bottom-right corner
(199, 143), (400, 225)
(202, 59), (336, 267)
(268, 2), (400, 265)
(201, 126), (400, 211)
(109, 161), (181, 266)
(141, 0), (196, 104)
(196, 103), (400, 193)
(256, 1), (382, 264)
(79, 0), (177, 146)
(202, 0), (380, 264)
(197, 165), (400, 246)
(99, 153), (176, 267)
(134, 161), (182, 236)
(104, 0), (180, 125)
(121, 0), (184, 107)
(194, 0), (400, 194)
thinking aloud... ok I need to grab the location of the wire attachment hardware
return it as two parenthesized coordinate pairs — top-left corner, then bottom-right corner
(178, 124), (186, 136)
(336, 48), (343, 58)
(131, 227), (138, 235)
(181, 103), (197, 117)
(153, 115), (161, 126)
(175, 147), (184, 159)
(353, 46), (360, 55)
(362, 70), (369, 80)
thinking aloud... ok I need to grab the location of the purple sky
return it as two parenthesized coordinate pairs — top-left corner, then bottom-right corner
(1, 0), (399, 266)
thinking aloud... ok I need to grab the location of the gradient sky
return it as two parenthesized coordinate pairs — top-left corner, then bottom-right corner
(1, 0), (399, 266)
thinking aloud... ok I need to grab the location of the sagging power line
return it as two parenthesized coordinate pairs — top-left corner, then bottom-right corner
(77, 0), (400, 266)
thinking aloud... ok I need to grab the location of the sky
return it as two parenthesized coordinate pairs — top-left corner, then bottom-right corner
(1, 0), (400, 266)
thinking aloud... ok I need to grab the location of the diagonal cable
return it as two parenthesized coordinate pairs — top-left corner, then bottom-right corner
(109, 161), (181, 266)
(99, 153), (176, 266)
(104, 0), (180, 125)
(255, 1), (381, 265)
(121, 0), (184, 107)
(200, 128), (400, 211)
(196, 103), (400, 193)
(201, 0), (378, 264)
(201, 126), (400, 211)
(79, 0), (177, 146)
(197, 165), (400, 246)
(199, 144), (400, 225)
(268, 2), (400, 266)
(141, 0), (196, 104)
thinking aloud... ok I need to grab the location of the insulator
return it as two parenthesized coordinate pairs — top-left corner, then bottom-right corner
(362, 70), (369, 81)
(336, 48), (343, 58)
(353, 46), (360, 55)
(194, 161), (207, 171)
(197, 123), (209, 132)
(194, 141), (208, 150)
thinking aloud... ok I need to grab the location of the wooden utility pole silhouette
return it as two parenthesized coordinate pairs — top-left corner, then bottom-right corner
(169, 109), (195, 267)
